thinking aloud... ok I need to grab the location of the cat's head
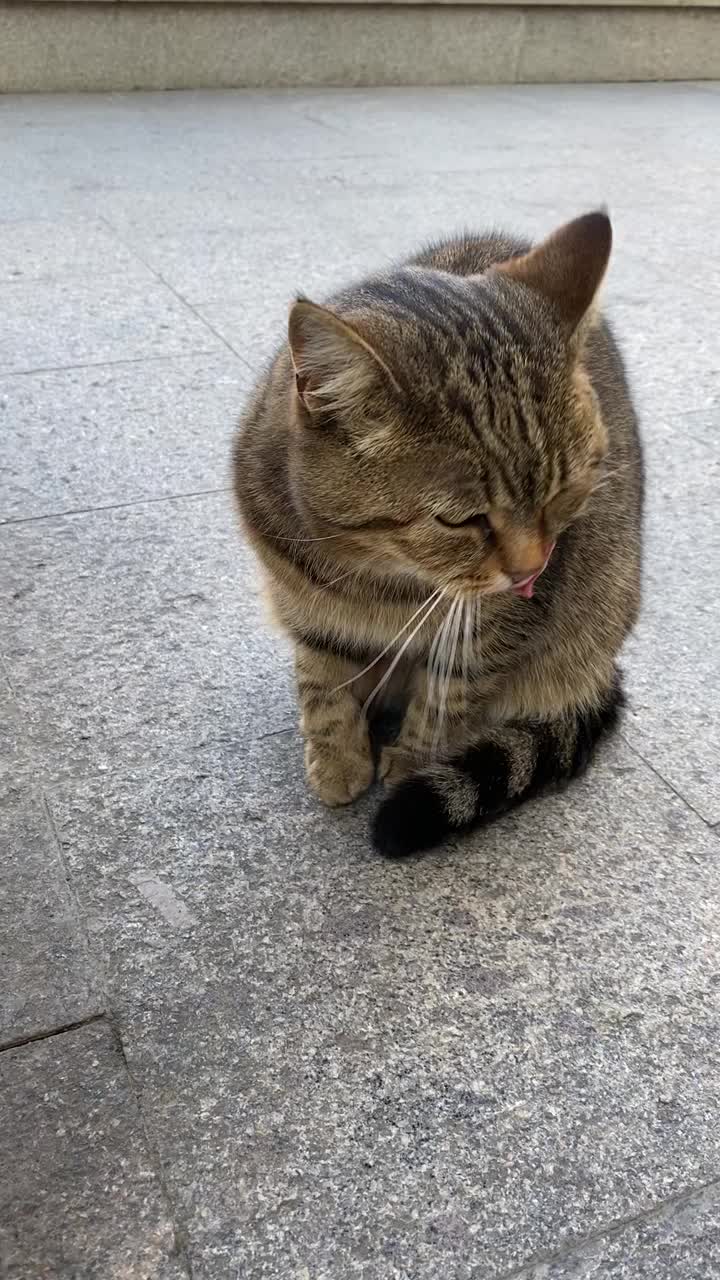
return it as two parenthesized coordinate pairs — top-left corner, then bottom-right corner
(287, 211), (611, 599)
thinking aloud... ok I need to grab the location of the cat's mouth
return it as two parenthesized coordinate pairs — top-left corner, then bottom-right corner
(510, 569), (543, 599)
(452, 542), (556, 599)
(510, 541), (556, 599)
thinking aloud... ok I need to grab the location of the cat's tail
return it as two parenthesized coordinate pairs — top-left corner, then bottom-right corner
(372, 673), (624, 858)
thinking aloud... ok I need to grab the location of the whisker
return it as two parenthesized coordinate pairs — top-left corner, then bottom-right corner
(590, 462), (630, 491)
(419, 595), (458, 751)
(362, 590), (447, 716)
(462, 596), (474, 705)
(433, 596), (463, 755)
(261, 528), (349, 545)
(331, 588), (444, 694)
(319, 561), (373, 590)
(431, 608), (453, 754)
(286, 533), (347, 545)
(426, 602), (452, 702)
(419, 596), (459, 758)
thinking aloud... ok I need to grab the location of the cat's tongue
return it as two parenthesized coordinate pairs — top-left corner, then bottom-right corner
(511, 572), (541, 599)
(510, 542), (556, 599)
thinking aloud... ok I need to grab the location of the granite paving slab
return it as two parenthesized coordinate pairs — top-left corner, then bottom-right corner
(0, 352), (249, 522)
(513, 1180), (720, 1279)
(48, 733), (720, 1279)
(0, 788), (101, 1047)
(0, 493), (294, 786)
(0, 278), (225, 377)
(0, 1021), (187, 1280)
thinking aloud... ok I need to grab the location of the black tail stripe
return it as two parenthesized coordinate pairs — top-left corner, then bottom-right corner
(372, 675), (625, 856)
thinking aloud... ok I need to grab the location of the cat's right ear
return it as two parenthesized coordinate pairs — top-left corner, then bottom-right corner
(288, 299), (402, 418)
(495, 210), (612, 341)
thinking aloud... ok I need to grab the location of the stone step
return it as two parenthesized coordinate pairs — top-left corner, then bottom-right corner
(3, 0), (720, 92)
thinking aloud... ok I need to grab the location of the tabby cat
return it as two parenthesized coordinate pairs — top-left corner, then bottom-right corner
(233, 211), (643, 857)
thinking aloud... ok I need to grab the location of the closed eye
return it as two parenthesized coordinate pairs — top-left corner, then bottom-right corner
(335, 515), (409, 532)
(436, 512), (492, 535)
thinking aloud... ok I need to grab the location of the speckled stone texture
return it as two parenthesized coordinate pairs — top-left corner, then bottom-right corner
(514, 1183), (720, 1278)
(1, 84), (720, 1279)
(0, 1021), (186, 1280)
(0, 798), (101, 1047)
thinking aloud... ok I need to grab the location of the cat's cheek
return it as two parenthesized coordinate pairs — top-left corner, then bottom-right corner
(483, 573), (514, 596)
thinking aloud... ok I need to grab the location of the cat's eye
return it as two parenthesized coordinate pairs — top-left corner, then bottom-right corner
(436, 512), (493, 536)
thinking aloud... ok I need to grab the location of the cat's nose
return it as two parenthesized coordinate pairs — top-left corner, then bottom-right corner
(509, 541), (556, 584)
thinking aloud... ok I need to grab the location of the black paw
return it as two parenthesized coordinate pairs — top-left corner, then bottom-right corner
(371, 778), (451, 858)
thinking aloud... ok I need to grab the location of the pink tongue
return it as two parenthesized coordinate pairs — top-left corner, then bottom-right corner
(511, 542), (555, 600)
(512, 574), (539, 599)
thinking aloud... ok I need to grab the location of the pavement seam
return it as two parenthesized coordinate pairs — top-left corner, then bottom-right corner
(257, 723), (294, 741)
(106, 1014), (195, 1280)
(5, 701), (193, 1274)
(0, 1011), (106, 1056)
(3, 662), (108, 1042)
(96, 212), (256, 373)
(494, 1173), (720, 1280)
(0, 484), (232, 528)
(0, 351), (221, 379)
(619, 730), (714, 830)
(0, 1012), (193, 1277)
(40, 786), (111, 996)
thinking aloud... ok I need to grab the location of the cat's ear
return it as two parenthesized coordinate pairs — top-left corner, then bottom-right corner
(495, 210), (612, 339)
(288, 299), (402, 417)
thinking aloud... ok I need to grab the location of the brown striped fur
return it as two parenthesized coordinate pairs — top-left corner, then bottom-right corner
(233, 211), (643, 856)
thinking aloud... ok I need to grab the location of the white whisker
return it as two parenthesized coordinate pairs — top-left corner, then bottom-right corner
(331, 588), (444, 694)
(462, 596), (474, 702)
(362, 590), (446, 716)
(433, 596), (463, 755)
(265, 529), (348, 545)
(320, 562), (371, 590)
(419, 595), (458, 751)
(426, 601), (453, 704)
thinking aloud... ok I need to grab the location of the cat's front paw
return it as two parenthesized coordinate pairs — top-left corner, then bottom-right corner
(378, 744), (417, 790)
(305, 739), (374, 807)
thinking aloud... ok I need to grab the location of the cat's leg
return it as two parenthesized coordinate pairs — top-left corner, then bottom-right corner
(373, 674), (623, 857)
(296, 643), (375, 807)
(378, 665), (470, 788)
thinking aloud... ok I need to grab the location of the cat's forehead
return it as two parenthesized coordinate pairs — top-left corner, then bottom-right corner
(356, 265), (563, 366)
(378, 433), (553, 507)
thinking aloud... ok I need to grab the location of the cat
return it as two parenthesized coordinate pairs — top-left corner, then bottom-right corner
(233, 211), (643, 857)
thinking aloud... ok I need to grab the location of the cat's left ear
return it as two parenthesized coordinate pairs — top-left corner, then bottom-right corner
(494, 210), (612, 342)
(288, 298), (402, 417)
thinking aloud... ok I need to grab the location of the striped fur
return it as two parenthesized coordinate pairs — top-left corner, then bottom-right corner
(233, 211), (643, 855)
(373, 676), (624, 857)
